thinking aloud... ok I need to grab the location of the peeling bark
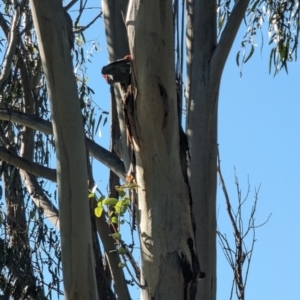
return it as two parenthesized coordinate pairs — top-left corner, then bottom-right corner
(126, 1), (199, 298)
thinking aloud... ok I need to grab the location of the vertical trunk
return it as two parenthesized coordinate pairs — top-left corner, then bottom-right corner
(186, 1), (218, 299)
(126, 1), (198, 298)
(102, 0), (131, 170)
(186, 0), (250, 298)
(29, 1), (98, 299)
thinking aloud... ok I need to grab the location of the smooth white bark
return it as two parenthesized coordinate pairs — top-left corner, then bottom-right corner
(29, 1), (98, 299)
(126, 1), (198, 298)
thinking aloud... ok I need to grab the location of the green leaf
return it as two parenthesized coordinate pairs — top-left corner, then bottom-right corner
(118, 190), (126, 197)
(250, 0), (260, 11)
(94, 206), (103, 218)
(110, 232), (121, 240)
(118, 247), (128, 254)
(115, 201), (128, 215)
(243, 45), (255, 64)
(127, 183), (140, 189)
(269, 48), (274, 74)
(111, 216), (118, 224)
(218, 14), (225, 31)
(94, 114), (102, 136)
(236, 51), (240, 67)
(123, 199), (130, 206)
(278, 40), (286, 60)
(115, 185), (125, 192)
(118, 263), (125, 268)
(102, 198), (119, 206)
(103, 116), (108, 127)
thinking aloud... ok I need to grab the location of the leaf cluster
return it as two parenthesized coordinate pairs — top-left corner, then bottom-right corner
(238, 0), (300, 75)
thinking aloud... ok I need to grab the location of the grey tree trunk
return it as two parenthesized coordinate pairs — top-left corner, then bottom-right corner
(186, 1), (251, 299)
(186, 2), (218, 299)
(126, 1), (198, 298)
(29, 0), (98, 298)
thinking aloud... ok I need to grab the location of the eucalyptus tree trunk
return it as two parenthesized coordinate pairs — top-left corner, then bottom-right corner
(186, 1), (218, 298)
(126, 1), (199, 298)
(29, 1), (98, 299)
(186, 1), (251, 299)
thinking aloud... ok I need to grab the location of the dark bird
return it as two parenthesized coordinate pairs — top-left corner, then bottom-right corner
(101, 55), (132, 89)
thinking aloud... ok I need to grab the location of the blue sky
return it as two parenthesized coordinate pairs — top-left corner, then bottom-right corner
(70, 3), (300, 299)
(217, 24), (300, 299)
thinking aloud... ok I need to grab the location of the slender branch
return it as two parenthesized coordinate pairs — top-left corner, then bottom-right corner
(0, 146), (56, 182)
(65, 0), (79, 11)
(217, 150), (239, 237)
(75, 12), (102, 34)
(87, 140), (126, 181)
(0, 109), (126, 181)
(0, 109), (53, 134)
(0, 7), (21, 91)
(217, 149), (271, 300)
(217, 230), (234, 267)
(19, 170), (60, 229)
(243, 231), (255, 287)
(210, 0), (250, 84)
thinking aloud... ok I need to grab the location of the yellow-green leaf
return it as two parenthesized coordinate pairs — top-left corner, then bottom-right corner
(111, 216), (118, 224)
(102, 198), (119, 206)
(110, 232), (121, 240)
(94, 206), (103, 218)
(115, 185), (125, 192)
(127, 183), (140, 189)
(118, 190), (126, 197)
(115, 201), (127, 214)
(88, 193), (95, 198)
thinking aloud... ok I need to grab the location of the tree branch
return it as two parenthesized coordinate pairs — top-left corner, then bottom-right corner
(0, 109), (126, 181)
(210, 0), (250, 84)
(87, 139), (126, 182)
(20, 171), (60, 235)
(0, 7), (21, 91)
(65, 0), (79, 11)
(75, 12), (102, 34)
(0, 109), (53, 134)
(0, 146), (57, 182)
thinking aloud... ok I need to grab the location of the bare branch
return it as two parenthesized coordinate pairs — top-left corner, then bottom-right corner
(217, 150), (240, 237)
(87, 139), (126, 182)
(0, 7), (21, 91)
(19, 170), (60, 229)
(0, 146), (56, 182)
(217, 149), (271, 300)
(0, 109), (126, 181)
(65, 0), (79, 11)
(0, 109), (53, 134)
(75, 12), (102, 34)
